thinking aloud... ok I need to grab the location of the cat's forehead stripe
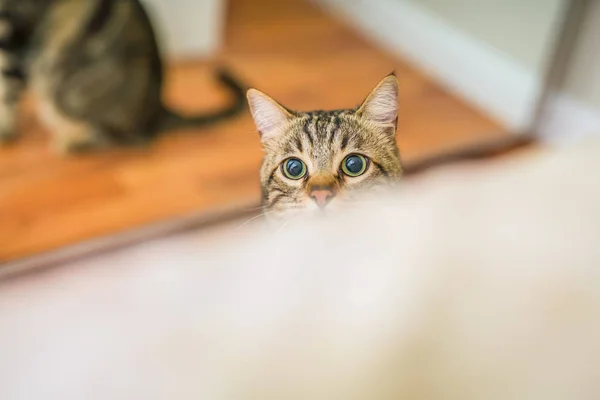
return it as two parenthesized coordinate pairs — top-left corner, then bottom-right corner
(301, 111), (350, 145)
(294, 136), (303, 153)
(341, 134), (350, 151)
(302, 117), (314, 145)
(329, 115), (341, 144)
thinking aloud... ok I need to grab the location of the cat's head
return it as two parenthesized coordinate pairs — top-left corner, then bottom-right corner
(248, 74), (402, 221)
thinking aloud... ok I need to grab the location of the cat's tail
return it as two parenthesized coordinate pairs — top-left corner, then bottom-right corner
(158, 68), (247, 132)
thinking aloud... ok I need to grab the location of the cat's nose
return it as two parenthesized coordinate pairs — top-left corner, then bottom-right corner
(310, 189), (335, 208)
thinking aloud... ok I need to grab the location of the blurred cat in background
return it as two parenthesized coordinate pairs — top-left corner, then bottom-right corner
(247, 74), (403, 221)
(0, 0), (246, 153)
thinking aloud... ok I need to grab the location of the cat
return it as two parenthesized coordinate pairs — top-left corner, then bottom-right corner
(0, 0), (246, 153)
(247, 73), (403, 221)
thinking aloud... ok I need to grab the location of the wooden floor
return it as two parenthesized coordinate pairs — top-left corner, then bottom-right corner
(0, 0), (505, 262)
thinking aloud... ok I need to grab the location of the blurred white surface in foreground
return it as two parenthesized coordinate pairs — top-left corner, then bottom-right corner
(1, 141), (600, 399)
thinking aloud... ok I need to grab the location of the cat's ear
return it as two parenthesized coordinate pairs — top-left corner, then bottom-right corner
(247, 89), (293, 142)
(357, 73), (399, 129)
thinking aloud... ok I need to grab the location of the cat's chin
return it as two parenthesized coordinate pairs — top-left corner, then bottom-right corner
(268, 198), (377, 225)
(264, 205), (333, 229)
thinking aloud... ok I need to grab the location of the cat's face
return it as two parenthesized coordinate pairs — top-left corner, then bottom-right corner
(248, 74), (402, 221)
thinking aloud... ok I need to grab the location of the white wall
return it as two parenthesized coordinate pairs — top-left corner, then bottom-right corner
(406, 0), (565, 74)
(537, 1), (600, 145)
(395, 0), (600, 144)
(315, 0), (565, 133)
(142, 0), (227, 59)
(560, 1), (600, 110)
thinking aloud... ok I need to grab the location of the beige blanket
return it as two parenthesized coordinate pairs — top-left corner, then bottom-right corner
(1, 141), (599, 399)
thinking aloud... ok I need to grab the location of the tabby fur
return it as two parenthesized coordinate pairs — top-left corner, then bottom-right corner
(0, 0), (246, 153)
(247, 74), (403, 220)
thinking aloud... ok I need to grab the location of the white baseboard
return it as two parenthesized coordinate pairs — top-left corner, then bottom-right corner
(538, 94), (600, 145)
(315, 0), (543, 133)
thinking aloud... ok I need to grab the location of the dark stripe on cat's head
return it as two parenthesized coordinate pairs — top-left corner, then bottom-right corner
(329, 115), (340, 144)
(267, 192), (286, 208)
(267, 167), (278, 187)
(294, 136), (303, 153)
(341, 134), (350, 151)
(371, 161), (389, 177)
(303, 117), (314, 145)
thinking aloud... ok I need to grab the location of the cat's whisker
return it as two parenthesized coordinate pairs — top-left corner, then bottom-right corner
(237, 210), (276, 229)
(274, 214), (298, 235)
(240, 204), (267, 212)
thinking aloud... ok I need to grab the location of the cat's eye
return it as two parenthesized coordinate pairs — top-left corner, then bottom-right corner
(282, 158), (307, 180)
(341, 154), (368, 177)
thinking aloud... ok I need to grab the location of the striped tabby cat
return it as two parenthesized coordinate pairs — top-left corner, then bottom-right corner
(0, 0), (246, 153)
(247, 74), (403, 220)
